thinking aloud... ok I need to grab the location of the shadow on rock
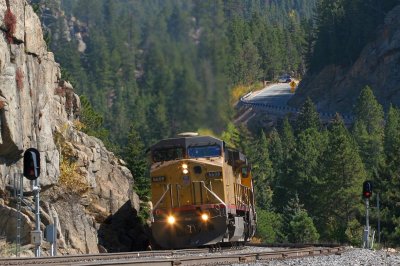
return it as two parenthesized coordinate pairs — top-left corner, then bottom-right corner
(98, 200), (150, 252)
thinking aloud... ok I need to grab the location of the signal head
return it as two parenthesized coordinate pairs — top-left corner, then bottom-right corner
(23, 148), (40, 180)
(362, 181), (373, 199)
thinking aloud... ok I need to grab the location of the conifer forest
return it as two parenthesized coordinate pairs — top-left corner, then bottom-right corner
(36, 0), (400, 246)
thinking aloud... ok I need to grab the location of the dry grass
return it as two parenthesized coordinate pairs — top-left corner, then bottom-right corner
(54, 125), (89, 195)
(197, 128), (217, 137)
(250, 237), (262, 244)
(230, 82), (264, 105)
(73, 120), (85, 131)
(0, 240), (15, 257)
(59, 159), (89, 195)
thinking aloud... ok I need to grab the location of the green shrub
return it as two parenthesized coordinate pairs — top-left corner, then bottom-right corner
(345, 218), (363, 246)
(255, 209), (284, 243)
(288, 210), (319, 243)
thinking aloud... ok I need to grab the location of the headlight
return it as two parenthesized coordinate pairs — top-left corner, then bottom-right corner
(201, 213), (209, 222)
(182, 163), (189, 174)
(167, 215), (175, 225)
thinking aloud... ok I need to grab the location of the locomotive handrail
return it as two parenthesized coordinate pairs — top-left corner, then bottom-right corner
(194, 181), (228, 218)
(234, 183), (252, 211)
(152, 184), (171, 219)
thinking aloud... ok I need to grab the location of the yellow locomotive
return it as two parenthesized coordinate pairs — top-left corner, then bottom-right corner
(149, 133), (256, 249)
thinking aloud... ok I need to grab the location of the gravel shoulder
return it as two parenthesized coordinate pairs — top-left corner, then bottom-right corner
(237, 247), (400, 266)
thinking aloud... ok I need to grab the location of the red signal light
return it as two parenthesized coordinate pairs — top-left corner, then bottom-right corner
(362, 181), (372, 199)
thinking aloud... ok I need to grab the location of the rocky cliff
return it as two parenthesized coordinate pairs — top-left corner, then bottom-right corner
(0, 0), (143, 256)
(290, 5), (400, 113)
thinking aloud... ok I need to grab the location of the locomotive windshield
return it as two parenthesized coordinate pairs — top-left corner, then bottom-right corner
(152, 147), (184, 162)
(188, 145), (221, 158)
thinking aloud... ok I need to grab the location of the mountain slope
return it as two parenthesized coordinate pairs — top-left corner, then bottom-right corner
(290, 3), (400, 113)
(33, 0), (316, 147)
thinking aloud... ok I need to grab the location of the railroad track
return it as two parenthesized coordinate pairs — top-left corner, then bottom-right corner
(0, 245), (346, 265)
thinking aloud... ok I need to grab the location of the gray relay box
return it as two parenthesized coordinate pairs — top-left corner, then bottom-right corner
(31, 230), (42, 245)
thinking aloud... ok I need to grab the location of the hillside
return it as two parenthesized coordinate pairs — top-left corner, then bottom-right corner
(0, 0), (144, 255)
(31, 0), (316, 147)
(290, 2), (400, 113)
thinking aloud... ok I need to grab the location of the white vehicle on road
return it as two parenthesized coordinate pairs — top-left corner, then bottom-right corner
(278, 74), (292, 83)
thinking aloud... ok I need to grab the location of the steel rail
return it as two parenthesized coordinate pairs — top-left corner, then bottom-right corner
(0, 245), (346, 265)
(0, 249), (207, 265)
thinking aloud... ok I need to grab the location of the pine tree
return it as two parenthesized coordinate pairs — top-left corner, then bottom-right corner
(268, 128), (284, 181)
(282, 193), (304, 235)
(273, 118), (296, 211)
(288, 210), (320, 243)
(354, 86), (384, 135)
(221, 122), (241, 148)
(256, 24), (282, 79)
(352, 86), (385, 175)
(251, 131), (274, 210)
(289, 127), (326, 212)
(280, 117), (296, 161)
(79, 95), (110, 145)
(284, 10), (306, 76)
(230, 39), (262, 85)
(255, 208), (284, 243)
(280, 194), (320, 243)
(384, 105), (400, 181)
(149, 92), (170, 142)
(122, 125), (149, 200)
(295, 97), (320, 134)
(320, 114), (366, 241)
(379, 105), (400, 244)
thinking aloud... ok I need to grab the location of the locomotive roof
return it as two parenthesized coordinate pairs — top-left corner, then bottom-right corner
(150, 135), (224, 151)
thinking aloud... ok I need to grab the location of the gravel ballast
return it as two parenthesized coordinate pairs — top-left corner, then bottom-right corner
(237, 248), (400, 266)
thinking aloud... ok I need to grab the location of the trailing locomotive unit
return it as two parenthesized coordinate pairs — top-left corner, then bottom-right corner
(149, 133), (256, 249)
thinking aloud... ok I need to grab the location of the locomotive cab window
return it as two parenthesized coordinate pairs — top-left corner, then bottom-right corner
(241, 166), (250, 178)
(242, 166), (249, 178)
(188, 145), (221, 158)
(152, 147), (184, 162)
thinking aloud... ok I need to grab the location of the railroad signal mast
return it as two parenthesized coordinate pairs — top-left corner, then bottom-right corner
(23, 148), (42, 257)
(362, 181), (372, 249)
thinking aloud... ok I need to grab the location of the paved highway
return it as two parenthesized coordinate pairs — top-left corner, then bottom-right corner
(246, 83), (293, 107)
(240, 82), (354, 124)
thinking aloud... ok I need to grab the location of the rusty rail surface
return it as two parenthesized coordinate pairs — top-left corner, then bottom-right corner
(0, 245), (346, 265)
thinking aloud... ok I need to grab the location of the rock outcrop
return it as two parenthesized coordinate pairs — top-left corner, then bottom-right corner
(290, 5), (400, 113)
(0, 0), (142, 255)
